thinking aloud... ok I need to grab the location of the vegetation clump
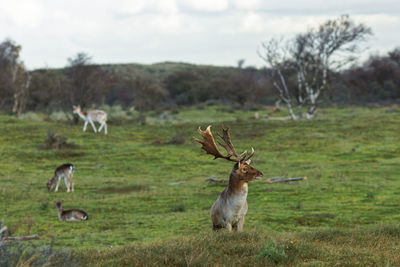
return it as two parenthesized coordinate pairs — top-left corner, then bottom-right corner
(39, 130), (76, 150)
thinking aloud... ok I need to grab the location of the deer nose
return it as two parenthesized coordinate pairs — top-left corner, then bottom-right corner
(259, 171), (264, 177)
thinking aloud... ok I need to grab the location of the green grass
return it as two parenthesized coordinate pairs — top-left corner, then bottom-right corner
(1, 105), (400, 265)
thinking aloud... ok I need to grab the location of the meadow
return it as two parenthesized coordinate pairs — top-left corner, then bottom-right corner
(1, 105), (400, 266)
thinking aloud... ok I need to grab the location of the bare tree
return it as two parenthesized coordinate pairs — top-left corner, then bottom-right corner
(65, 52), (111, 108)
(259, 15), (372, 119)
(0, 39), (30, 115)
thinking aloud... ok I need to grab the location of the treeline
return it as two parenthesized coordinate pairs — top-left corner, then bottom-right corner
(26, 57), (275, 112)
(334, 48), (400, 103)
(0, 39), (399, 114)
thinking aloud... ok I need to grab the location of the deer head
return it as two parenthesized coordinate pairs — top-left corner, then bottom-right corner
(72, 105), (81, 114)
(55, 200), (64, 209)
(231, 160), (263, 183)
(47, 180), (53, 191)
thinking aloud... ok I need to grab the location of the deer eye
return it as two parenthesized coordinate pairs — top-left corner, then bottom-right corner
(242, 167), (248, 173)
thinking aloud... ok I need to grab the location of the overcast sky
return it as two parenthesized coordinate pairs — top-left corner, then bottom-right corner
(1, 0), (400, 70)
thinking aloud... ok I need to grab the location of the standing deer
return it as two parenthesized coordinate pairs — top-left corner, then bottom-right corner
(55, 200), (88, 221)
(73, 105), (108, 134)
(47, 164), (75, 192)
(195, 125), (263, 231)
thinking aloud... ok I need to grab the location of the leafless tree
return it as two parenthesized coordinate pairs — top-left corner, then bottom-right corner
(259, 15), (372, 119)
(65, 52), (112, 108)
(0, 39), (30, 115)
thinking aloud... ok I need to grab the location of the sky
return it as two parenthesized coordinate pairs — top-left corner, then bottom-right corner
(1, 0), (400, 70)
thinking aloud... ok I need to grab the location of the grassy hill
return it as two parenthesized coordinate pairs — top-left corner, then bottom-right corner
(100, 61), (242, 80)
(33, 61), (245, 81)
(1, 105), (400, 265)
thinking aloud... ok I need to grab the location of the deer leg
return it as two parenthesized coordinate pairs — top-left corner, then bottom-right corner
(89, 119), (97, 133)
(98, 122), (104, 132)
(83, 121), (88, 132)
(63, 176), (70, 192)
(55, 177), (61, 192)
(236, 217), (245, 232)
(71, 173), (74, 192)
(104, 123), (108, 135)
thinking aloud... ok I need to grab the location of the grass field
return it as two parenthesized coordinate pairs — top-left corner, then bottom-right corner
(1, 105), (400, 266)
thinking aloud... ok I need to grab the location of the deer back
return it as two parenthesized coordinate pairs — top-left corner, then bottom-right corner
(87, 110), (107, 122)
(55, 201), (88, 221)
(55, 163), (74, 177)
(60, 209), (89, 221)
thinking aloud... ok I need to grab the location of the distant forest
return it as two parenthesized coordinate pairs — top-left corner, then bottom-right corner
(1, 39), (400, 115)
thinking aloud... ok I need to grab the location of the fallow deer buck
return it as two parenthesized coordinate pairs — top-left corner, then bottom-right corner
(73, 105), (108, 134)
(195, 125), (263, 231)
(47, 164), (75, 192)
(55, 200), (88, 221)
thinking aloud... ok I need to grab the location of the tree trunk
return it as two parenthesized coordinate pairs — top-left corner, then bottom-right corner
(286, 102), (298, 120)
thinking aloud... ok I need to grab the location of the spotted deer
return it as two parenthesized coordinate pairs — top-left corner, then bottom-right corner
(73, 105), (108, 134)
(47, 164), (75, 192)
(195, 125), (263, 231)
(55, 200), (88, 221)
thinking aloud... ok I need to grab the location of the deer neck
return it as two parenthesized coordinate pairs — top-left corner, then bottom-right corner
(56, 206), (63, 220)
(48, 175), (57, 186)
(227, 172), (248, 196)
(77, 110), (88, 120)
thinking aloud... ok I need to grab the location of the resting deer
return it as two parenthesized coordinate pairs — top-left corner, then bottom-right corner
(195, 125), (263, 231)
(55, 200), (88, 221)
(47, 164), (75, 192)
(73, 105), (108, 134)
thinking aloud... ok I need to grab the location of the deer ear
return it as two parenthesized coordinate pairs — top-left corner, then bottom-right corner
(72, 105), (76, 108)
(246, 159), (251, 165)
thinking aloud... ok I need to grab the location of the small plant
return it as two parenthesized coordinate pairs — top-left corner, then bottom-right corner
(170, 204), (185, 212)
(39, 130), (76, 150)
(258, 239), (298, 264)
(0, 238), (78, 267)
(366, 192), (374, 199)
(135, 113), (147, 125)
(39, 202), (49, 211)
(258, 239), (288, 264)
(50, 111), (71, 122)
(168, 132), (185, 145)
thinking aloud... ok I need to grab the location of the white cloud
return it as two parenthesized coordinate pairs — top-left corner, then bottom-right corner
(178, 0), (229, 12)
(238, 14), (331, 35)
(1, 0), (44, 27)
(232, 0), (261, 10)
(0, 0), (399, 69)
(353, 13), (400, 28)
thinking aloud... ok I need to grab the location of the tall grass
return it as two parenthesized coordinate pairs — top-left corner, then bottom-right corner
(74, 225), (400, 266)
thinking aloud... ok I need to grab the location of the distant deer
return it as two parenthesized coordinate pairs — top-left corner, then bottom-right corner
(47, 164), (75, 192)
(73, 105), (108, 134)
(195, 125), (263, 231)
(55, 200), (88, 221)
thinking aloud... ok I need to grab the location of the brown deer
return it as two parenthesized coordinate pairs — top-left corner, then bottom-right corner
(73, 105), (108, 134)
(47, 164), (75, 192)
(195, 125), (263, 231)
(55, 200), (88, 221)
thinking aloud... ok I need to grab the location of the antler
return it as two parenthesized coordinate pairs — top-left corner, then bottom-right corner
(195, 125), (250, 163)
(216, 126), (241, 160)
(243, 147), (255, 162)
